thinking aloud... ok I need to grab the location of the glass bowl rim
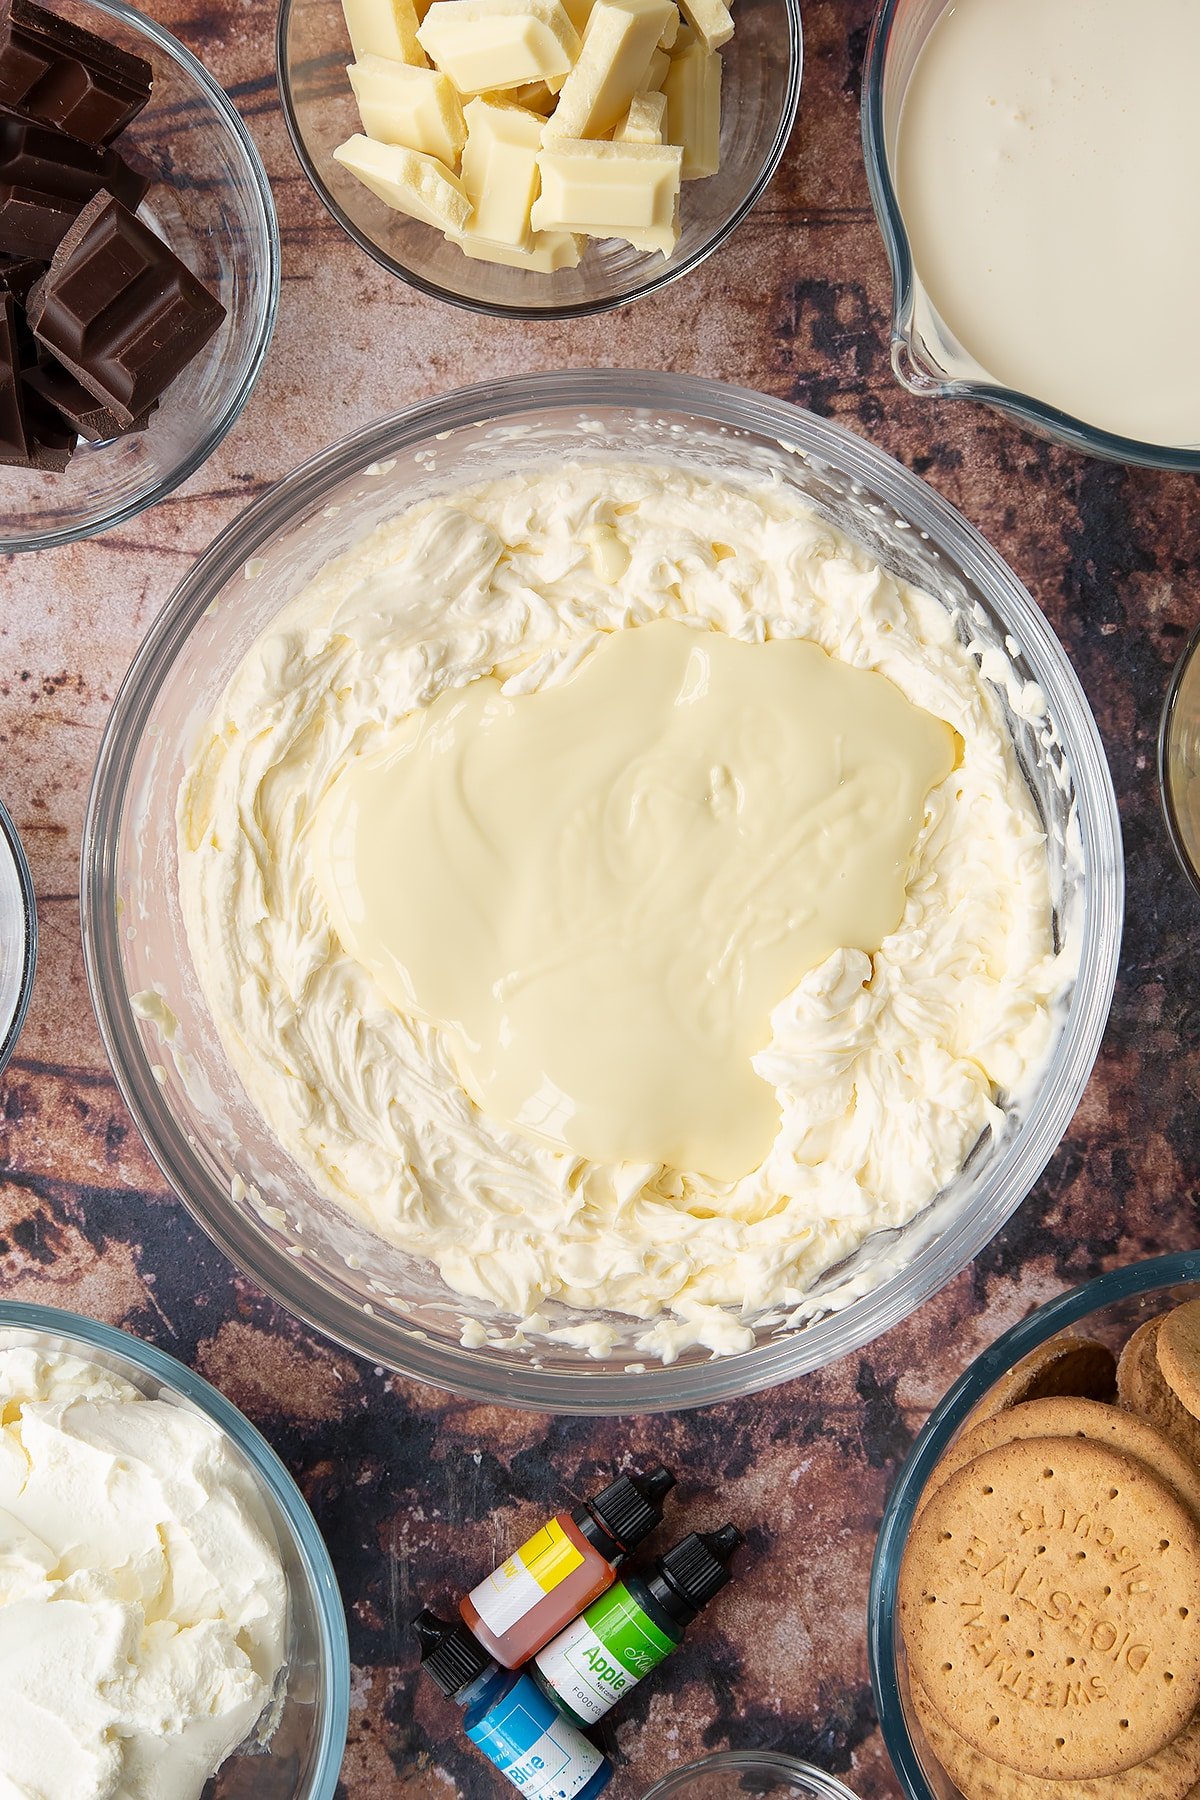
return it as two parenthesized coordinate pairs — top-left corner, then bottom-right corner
(0, 795), (37, 1078)
(640, 1748), (862, 1796)
(0, 0), (282, 555)
(1157, 621), (1200, 902)
(81, 367), (1123, 1414)
(860, 0), (1200, 473)
(867, 1249), (1200, 1800)
(273, 0), (803, 321)
(0, 1298), (351, 1797)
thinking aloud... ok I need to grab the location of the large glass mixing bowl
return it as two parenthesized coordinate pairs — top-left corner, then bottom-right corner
(82, 372), (1123, 1413)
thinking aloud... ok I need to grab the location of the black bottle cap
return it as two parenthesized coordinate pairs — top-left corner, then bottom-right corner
(587, 1464), (676, 1556)
(649, 1524), (744, 1628)
(413, 1608), (492, 1700)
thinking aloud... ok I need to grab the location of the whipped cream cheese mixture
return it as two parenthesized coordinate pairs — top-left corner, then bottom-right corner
(178, 463), (1067, 1356)
(0, 1345), (288, 1800)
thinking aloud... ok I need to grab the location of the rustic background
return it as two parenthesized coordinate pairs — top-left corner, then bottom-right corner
(1, 2), (1197, 1795)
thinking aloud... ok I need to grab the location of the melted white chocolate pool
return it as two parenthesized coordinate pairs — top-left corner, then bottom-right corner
(312, 619), (957, 1181)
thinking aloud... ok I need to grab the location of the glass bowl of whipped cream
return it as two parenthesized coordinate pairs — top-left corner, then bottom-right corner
(869, 1251), (1200, 1799)
(863, 0), (1200, 469)
(0, 1302), (350, 1800)
(82, 370), (1122, 1412)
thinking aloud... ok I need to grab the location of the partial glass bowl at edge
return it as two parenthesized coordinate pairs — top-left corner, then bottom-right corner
(0, 797), (36, 1078)
(275, 0), (802, 318)
(0, 1302), (349, 1800)
(861, 0), (1200, 471)
(641, 1750), (861, 1797)
(0, 0), (279, 553)
(82, 370), (1123, 1414)
(869, 1253), (1200, 1800)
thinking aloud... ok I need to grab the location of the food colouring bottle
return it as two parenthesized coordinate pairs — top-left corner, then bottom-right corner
(531, 1524), (744, 1726)
(413, 1608), (612, 1800)
(459, 1465), (676, 1667)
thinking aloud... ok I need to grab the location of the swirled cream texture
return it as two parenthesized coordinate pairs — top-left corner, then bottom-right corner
(178, 464), (1065, 1355)
(0, 1346), (288, 1800)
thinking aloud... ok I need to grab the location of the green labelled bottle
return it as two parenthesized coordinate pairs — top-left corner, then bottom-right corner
(530, 1524), (743, 1727)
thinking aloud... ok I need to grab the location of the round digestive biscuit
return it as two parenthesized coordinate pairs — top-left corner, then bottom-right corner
(1156, 1299), (1200, 1423)
(966, 1337), (1118, 1429)
(909, 1677), (1200, 1800)
(898, 1436), (1200, 1779)
(1118, 1318), (1200, 1467)
(918, 1398), (1200, 1525)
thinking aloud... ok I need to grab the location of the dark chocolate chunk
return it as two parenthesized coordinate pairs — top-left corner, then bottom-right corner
(0, 245), (40, 300)
(20, 364), (72, 465)
(0, 105), (148, 257)
(0, 285), (31, 461)
(0, 0), (152, 146)
(27, 189), (224, 426)
(0, 248), (41, 362)
(24, 350), (152, 439)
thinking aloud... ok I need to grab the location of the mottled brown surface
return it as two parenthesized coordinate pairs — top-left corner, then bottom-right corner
(0, 2), (1196, 1796)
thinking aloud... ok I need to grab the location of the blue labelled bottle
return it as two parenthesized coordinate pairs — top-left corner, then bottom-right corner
(530, 1524), (744, 1727)
(413, 1608), (612, 1800)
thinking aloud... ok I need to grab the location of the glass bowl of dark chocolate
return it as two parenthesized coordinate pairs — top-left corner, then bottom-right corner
(0, 0), (278, 551)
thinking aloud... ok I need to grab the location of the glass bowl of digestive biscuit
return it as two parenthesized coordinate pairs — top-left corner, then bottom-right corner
(275, 0), (801, 317)
(870, 1252), (1200, 1800)
(0, 1302), (350, 1800)
(0, 0), (279, 552)
(82, 370), (1121, 1413)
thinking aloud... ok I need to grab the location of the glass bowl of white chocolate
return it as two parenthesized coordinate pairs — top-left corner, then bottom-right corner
(0, 1302), (350, 1800)
(82, 371), (1122, 1413)
(275, 0), (802, 315)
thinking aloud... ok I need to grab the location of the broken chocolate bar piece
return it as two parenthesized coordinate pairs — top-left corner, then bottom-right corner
(0, 106), (149, 257)
(20, 364), (72, 465)
(0, 248), (40, 361)
(27, 189), (224, 426)
(0, 285), (30, 461)
(24, 351), (152, 439)
(1, 292), (73, 468)
(0, 246), (40, 300)
(0, 0), (152, 145)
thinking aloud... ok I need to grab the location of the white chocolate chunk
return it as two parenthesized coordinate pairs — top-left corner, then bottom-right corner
(418, 0), (580, 92)
(545, 0), (675, 139)
(614, 89), (666, 142)
(664, 36), (720, 177)
(447, 225), (584, 269)
(461, 98), (543, 247)
(658, 5), (680, 45)
(347, 56), (467, 162)
(333, 135), (472, 229)
(532, 137), (682, 254)
(676, 0), (731, 50)
(640, 46), (670, 90)
(506, 78), (559, 111)
(341, 0), (427, 63)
